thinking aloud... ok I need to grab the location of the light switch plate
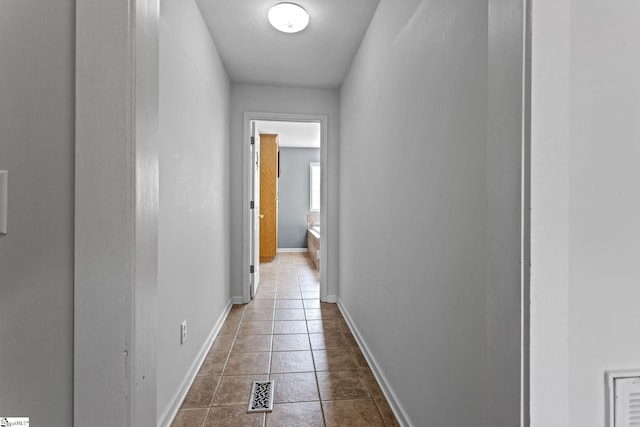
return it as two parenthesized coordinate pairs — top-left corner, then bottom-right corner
(0, 170), (7, 234)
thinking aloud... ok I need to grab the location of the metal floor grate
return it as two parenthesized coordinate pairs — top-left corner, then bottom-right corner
(247, 380), (274, 413)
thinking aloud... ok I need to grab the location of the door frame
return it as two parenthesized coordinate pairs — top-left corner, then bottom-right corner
(242, 112), (329, 303)
(249, 124), (260, 298)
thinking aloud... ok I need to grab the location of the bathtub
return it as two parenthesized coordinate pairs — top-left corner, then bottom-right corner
(307, 226), (320, 270)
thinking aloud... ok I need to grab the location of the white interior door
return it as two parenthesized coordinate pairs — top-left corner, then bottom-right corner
(250, 122), (260, 297)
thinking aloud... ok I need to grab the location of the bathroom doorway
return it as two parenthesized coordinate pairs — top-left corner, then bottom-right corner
(242, 112), (328, 304)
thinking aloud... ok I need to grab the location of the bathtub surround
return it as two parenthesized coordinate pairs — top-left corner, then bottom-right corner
(307, 213), (321, 270)
(307, 213), (320, 228)
(307, 228), (320, 271)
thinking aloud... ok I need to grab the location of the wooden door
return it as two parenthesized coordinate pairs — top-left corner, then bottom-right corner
(259, 134), (278, 262)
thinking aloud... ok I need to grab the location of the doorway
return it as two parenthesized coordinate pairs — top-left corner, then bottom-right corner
(242, 112), (328, 304)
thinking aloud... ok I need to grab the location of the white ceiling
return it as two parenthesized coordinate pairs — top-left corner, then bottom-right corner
(195, 0), (380, 88)
(255, 120), (320, 148)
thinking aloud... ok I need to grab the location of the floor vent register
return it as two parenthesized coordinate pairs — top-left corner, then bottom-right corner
(247, 380), (274, 413)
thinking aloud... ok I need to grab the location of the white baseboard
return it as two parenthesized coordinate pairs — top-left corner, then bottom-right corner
(157, 299), (233, 427)
(277, 248), (308, 253)
(324, 294), (338, 303)
(337, 298), (413, 427)
(231, 296), (244, 304)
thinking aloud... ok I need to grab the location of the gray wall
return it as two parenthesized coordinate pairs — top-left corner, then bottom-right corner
(529, 1), (572, 424)
(230, 84), (340, 299)
(568, 2), (640, 421)
(278, 147), (320, 249)
(339, 0), (491, 424)
(532, 0), (640, 425)
(157, 0), (231, 422)
(0, 2), (75, 426)
(487, 0), (526, 424)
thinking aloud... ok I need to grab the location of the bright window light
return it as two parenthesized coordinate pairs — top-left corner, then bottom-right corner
(310, 162), (320, 212)
(268, 3), (310, 34)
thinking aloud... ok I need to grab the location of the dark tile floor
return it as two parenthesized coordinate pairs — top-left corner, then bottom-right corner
(171, 253), (399, 427)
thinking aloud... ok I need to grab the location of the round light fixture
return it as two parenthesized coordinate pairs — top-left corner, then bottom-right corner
(268, 3), (309, 33)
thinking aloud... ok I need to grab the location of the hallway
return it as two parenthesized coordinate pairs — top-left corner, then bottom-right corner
(171, 253), (398, 426)
(7, 0), (640, 425)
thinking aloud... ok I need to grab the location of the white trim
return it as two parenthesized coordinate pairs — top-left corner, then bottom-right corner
(521, 2), (532, 425)
(277, 248), (308, 253)
(243, 112), (329, 304)
(325, 294), (338, 303)
(231, 296), (245, 305)
(0, 170), (7, 234)
(158, 300), (233, 427)
(337, 298), (413, 427)
(75, 1), (159, 425)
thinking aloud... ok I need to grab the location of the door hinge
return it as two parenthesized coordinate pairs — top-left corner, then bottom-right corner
(250, 265), (255, 274)
(250, 201), (254, 209)
(250, 136), (255, 145)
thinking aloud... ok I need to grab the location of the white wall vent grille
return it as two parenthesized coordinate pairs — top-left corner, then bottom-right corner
(607, 370), (640, 427)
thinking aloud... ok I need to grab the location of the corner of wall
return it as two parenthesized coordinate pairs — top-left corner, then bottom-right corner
(337, 298), (413, 427)
(324, 294), (338, 303)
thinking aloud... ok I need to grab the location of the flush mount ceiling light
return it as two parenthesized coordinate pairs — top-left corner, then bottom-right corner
(268, 2), (309, 33)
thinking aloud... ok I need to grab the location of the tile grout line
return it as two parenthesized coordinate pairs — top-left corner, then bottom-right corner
(202, 304), (244, 425)
(198, 407), (210, 427)
(299, 257), (328, 426)
(263, 260), (278, 427)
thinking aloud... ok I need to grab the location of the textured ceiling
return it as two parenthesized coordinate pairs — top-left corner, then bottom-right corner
(196, 0), (380, 88)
